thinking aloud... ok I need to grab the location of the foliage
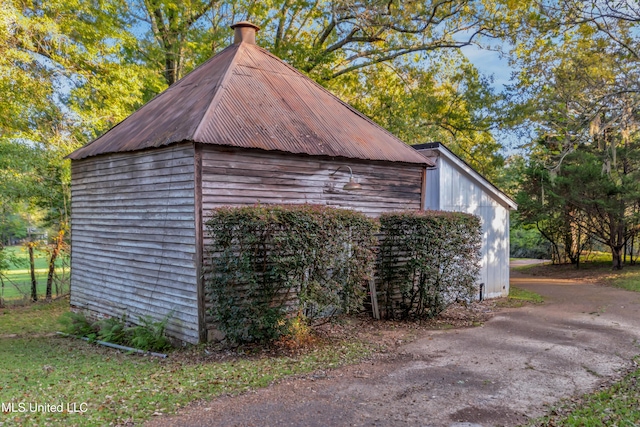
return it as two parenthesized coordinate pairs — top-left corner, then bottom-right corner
(378, 210), (482, 319)
(132, 0), (495, 84)
(59, 311), (173, 352)
(510, 223), (552, 259)
(0, 207), (28, 246)
(205, 204), (376, 344)
(58, 311), (96, 339)
(128, 314), (173, 352)
(0, 242), (7, 276)
(516, 140), (640, 269)
(506, 19), (640, 269)
(0, 0), (151, 283)
(95, 315), (128, 344)
(338, 61), (505, 180)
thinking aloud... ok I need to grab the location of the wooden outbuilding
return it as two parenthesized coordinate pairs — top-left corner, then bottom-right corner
(67, 22), (433, 344)
(413, 142), (517, 298)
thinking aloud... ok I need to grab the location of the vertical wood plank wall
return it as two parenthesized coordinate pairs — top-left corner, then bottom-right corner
(433, 157), (510, 298)
(70, 143), (200, 343)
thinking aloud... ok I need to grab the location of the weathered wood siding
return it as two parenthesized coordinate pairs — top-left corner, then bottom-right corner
(70, 143), (200, 343)
(200, 146), (424, 339)
(425, 156), (510, 299)
(200, 147), (424, 217)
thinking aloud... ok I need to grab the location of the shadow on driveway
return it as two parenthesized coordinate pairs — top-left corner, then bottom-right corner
(148, 269), (640, 427)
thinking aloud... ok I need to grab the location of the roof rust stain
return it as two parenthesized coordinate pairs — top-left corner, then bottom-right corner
(69, 37), (432, 166)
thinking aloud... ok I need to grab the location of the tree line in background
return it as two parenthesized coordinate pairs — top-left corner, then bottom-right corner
(1, 0), (639, 279)
(504, 0), (640, 269)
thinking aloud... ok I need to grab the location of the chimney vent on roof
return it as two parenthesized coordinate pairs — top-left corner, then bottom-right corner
(230, 21), (260, 45)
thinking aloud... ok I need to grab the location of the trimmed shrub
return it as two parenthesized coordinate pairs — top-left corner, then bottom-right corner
(378, 210), (482, 319)
(204, 205), (377, 344)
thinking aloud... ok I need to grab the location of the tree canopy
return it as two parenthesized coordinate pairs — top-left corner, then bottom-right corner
(505, 0), (640, 268)
(4, 0), (640, 268)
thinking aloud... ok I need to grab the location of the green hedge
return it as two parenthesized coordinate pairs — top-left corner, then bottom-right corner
(204, 205), (377, 344)
(378, 210), (482, 319)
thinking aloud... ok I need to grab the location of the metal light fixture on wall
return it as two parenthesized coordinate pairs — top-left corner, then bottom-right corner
(331, 165), (362, 191)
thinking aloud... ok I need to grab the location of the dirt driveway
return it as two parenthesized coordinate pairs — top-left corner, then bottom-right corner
(148, 268), (640, 427)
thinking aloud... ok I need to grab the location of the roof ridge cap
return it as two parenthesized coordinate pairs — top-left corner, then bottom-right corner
(193, 43), (243, 141)
(68, 44), (239, 160)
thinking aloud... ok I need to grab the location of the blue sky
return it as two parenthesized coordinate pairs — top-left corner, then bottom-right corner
(463, 46), (512, 90)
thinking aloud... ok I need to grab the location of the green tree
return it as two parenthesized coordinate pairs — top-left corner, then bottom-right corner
(337, 60), (505, 179)
(509, 19), (640, 269)
(132, 0), (496, 85)
(1, 0), (159, 299)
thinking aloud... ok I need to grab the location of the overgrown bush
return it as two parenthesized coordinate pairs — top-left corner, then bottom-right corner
(205, 205), (377, 344)
(378, 210), (482, 319)
(59, 312), (173, 352)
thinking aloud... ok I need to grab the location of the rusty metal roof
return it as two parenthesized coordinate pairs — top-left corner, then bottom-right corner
(68, 41), (432, 166)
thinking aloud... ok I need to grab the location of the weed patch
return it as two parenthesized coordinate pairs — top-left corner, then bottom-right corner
(496, 286), (544, 308)
(529, 364), (640, 426)
(59, 312), (173, 352)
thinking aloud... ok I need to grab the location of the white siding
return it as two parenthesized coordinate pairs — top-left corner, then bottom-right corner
(70, 144), (200, 343)
(428, 156), (510, 298)
(424, 166), (440, 210)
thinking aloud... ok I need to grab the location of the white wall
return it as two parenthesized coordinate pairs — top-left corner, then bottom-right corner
(425, 155), (510, 298)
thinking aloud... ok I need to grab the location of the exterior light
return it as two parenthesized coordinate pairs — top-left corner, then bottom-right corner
(331, 165), (362, 191)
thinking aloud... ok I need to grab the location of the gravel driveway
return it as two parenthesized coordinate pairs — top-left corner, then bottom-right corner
(147, 268), (640, 427)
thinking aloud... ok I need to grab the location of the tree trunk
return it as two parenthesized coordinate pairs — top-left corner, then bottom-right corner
(611, 246), (624, 270)
(28, 243), (37, 301)
(46, 228), (65, 301)
(0, 275), (5, 307)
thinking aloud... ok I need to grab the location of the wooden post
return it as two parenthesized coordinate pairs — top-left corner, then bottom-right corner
(369, 278), (380, 320)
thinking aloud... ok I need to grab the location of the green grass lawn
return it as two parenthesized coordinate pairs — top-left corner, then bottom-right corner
(604, 267), (640, 293)
(0, 299), (68, 336)
(0, 300), (373, 426)
(1, 246), (69, 301)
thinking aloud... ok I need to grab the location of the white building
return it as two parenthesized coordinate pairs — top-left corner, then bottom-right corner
(413, 143), (517, 299)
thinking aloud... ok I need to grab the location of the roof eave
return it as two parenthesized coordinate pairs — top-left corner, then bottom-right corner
(413, 142), (517, 210)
